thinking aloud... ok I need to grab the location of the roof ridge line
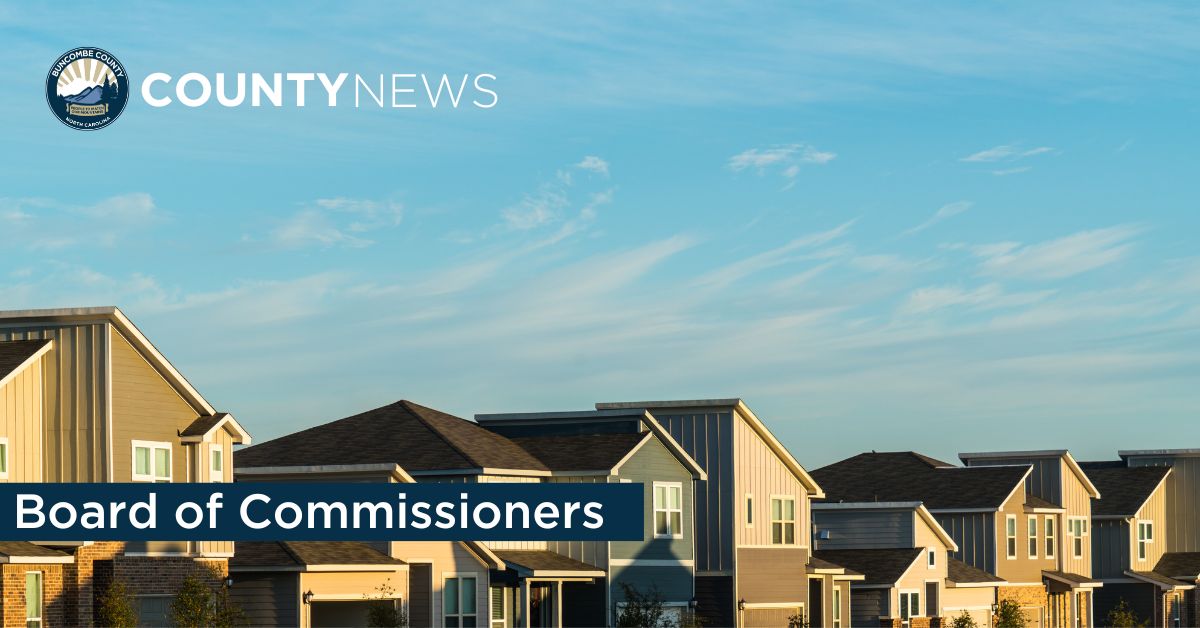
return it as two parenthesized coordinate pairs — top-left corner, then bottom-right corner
(278, 541), (305, 566)
(400, 400), (489, 469)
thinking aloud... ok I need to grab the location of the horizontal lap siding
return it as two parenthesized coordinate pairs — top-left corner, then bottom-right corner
(0, 323), (108, 482)
(814, 510), (913, 549)
(545, 475), (604, 566)
(737, 547), (808, 605)
(610, 437), (694, 563)
(229, 572), (299, 627)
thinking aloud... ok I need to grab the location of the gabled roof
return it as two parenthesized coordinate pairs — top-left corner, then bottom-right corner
(1078, 464), (1171, 518)
(812, 452), (1031, 511)
(494, 550), (605, 577)
(509, 433), (650, 473)
(180, 412), (251, 445)
(811, 548), (923, 586)
(1125, 570), (1195, 591)
(1155, 553), (1200, 581)
(807, 555), (864, 578)
(1024, 495), (1063, 511)
(0, 307), (218, 416)
(595, 398), (820, 496)
(477, 408), (707, 480)
(947, 558), (1005, 586)
(0, 339), (52, 388)
(959, 450), (1100, 499)
(1042, 569), (1102, 588)
(230, 541), (405, 571)
(236, 400), (549, 474)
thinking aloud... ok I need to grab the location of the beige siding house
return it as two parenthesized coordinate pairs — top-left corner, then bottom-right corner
(0, 306), (251, 626)
(961, 450), (1103, 628)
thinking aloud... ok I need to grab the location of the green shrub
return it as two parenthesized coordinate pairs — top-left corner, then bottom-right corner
(96, 579), (138, 627)
(951, 609), (979, 628)
(995, 599), (1027, 628)
(1104, 599), (1148, 627)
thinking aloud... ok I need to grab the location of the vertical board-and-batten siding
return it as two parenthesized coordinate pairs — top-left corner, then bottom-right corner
(968, 457), (1061, 505)
(1058, 458), (1094, 577)
(110, 327), (199, 483)
(1091, 520), (1129, 579)
(0, 322), (108, 482)
(0, 352), (44, 481)
(814, 509), (913, 550)
(544, 474), (605, 566)
(734, 411), (809, 548)
(934, 512), (996, 573)
(1125, 454), (1200, 552)
(653, 411), (735, 573)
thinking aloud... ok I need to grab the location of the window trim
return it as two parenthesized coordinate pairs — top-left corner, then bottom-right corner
(833, 586), (842, 628)
(899, 589), (923, 620)
(1137, 520), (1154, 562)
(1045, 516), (1056, 559)
(927, 548), (937, 569)
(0, 436), (9, 480)
(131, 440), (172, 483)
(653, 481), (684, 539)
(25, 570), (43, 627)
(489, 585), (508, 628)
(770, 494), (798, 546)
(210, 445), (224, 483)
(1005, 515), (1018, 559)
(745, 493), (754, 528)
(1068, 516), (1088, 559)
(442, 572), (479, 627)
(1028, 515), (1039, 559)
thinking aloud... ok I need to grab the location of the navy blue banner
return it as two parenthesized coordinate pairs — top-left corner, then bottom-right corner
(0, 483), (644, 541)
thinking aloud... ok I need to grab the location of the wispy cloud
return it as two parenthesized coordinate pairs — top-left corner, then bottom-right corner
(269, 197), (403, 249)
(900, 283), (1055, 314)
(729, 143), (835, 188)
(960, 144), (1055, 163)
(903, 201), (972, 236)
(695, 220), (854, 288)
(575, 156), (610, 177)
(0, 193), (163, 251)
(960, 225), (1142, 280)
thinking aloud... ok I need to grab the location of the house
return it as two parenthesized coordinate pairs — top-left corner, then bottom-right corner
(578, 399), (857, 628)
(1113, 449), (1200, 626)
(812, 501), (1002, 628)
(960, 450), (1103, 628)
(1079, 461), (1189, 627)
(814, 451), (1097, 628)
(235, 400), (704, 627)
(475, 408), (707, 626)
(0, 306), (251, 626)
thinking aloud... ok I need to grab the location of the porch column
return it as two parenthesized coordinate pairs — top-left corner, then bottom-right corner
(520, 580), (531, 628)
(554, 581), (563, 627)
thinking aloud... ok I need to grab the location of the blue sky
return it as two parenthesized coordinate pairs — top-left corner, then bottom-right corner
(2, 2), (1199, 467)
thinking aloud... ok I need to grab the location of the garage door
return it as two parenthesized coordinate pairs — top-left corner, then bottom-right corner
(311, 601), (378, 627)
(745, 606), (803, 627)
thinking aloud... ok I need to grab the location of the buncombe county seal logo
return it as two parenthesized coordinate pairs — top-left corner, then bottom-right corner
(46, 47), (129, 131)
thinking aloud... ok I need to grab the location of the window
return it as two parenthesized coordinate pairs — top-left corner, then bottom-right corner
(444, 575), (477, 627)
(1068, 517), (1088, 559)
(746, 494), (754, 527)
(210, 446), (224, 483)
(26, 571), (43, 628)
(771, 496), (797, 545)
(1045, 516), (1056, 559)
(1137, 521), (1154, 561)
(1028, 516), (1039, 558)
(1172, 592), (1182, 628)
(899, 590), (922, 624)
(833, 587), (842, 628)
(0, 437), (8, 480)
(132, 441), (171, 482)
(1006, 515), (1017, 559)
(490, 586), (506, 628)
(653, 482), (683, 538)
(927, 549), (937, 569)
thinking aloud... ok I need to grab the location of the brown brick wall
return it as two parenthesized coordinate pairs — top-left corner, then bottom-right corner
(0, 564), (66, 628)
(999, 584), (1048, 626)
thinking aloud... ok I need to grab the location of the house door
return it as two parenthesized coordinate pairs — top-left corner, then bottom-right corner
(809, 579), (824, 627)
(925, 582), (939, 618)
(410, 563), (433, 628)
(529, 583), (554, 627)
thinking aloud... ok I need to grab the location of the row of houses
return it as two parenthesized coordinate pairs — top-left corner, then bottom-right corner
(0, 306), (1197, 628)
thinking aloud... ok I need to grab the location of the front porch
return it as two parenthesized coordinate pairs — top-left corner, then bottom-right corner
(1044, 570), (1102, 627)
(490, 550), (605, 628)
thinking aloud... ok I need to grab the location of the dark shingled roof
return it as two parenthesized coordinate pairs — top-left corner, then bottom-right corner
(230, 542), (404, 568)
(1077, 464), (1171, 517)
(948, 558), (1005, 584)
(0, 541), (70, 559)
(1025, 495), (1061, 510)
(812, 549), (923, 586)
(508, 433), (648, 472)
(1127, 570), (1193, 589)
(180, 412), (229, 437)
(1155, 553), (1200, 580)
(812, 452), (1030, 510)
(0, 339), (50, 381)
(494, 550), (604, 573)
(236, 400), (549, 473)
(1043, 570), (1101, 586)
